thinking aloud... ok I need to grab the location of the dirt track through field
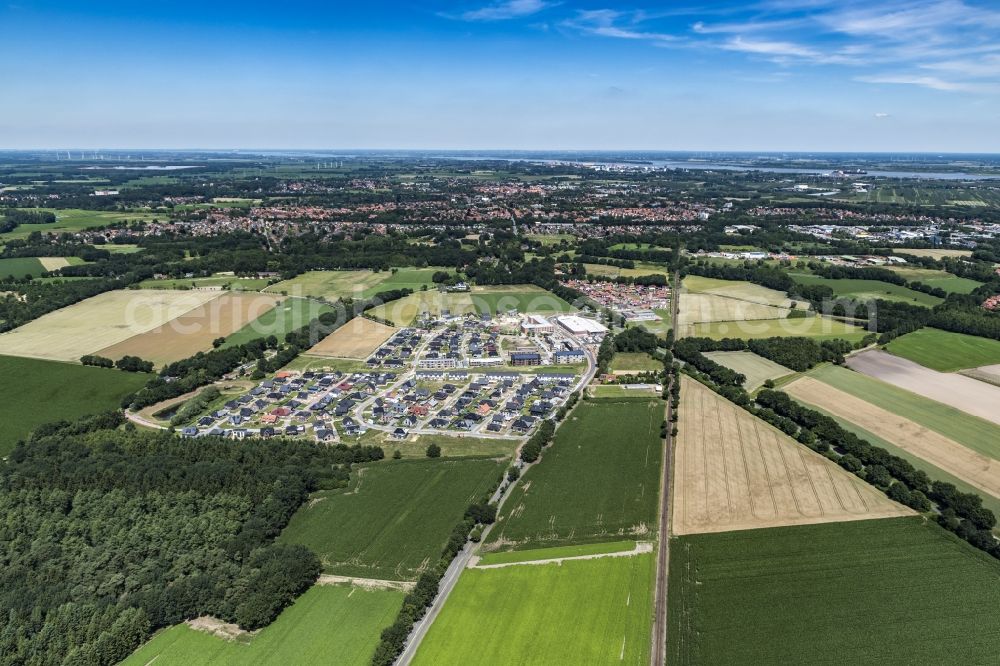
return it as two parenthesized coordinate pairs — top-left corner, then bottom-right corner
(786, 377), (1000, 501)
(672, 377), (910, 535)
(847, 350), (1000, 426)
(469, 542), (654, 569)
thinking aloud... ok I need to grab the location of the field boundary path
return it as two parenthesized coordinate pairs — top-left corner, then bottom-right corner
(468, 541), (653, 569)
(651, 271), (680, 666)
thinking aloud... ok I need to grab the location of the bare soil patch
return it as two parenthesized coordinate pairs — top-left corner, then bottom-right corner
(672, 377), (910, 536)
(847, 350), (1000, 427)
(187, 616), (254, 642)
(316, 574), (415, 591)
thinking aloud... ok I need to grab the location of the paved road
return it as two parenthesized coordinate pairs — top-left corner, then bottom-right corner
(651, 271), (681, 666)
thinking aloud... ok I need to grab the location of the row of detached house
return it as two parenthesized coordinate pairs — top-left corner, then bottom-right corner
(368, 317), (508, 371)
(372, 371), (577, 438)
(181, 370), (398, 441)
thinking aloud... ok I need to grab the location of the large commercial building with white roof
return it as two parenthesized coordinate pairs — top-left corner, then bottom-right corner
(554, 315), (608, 336)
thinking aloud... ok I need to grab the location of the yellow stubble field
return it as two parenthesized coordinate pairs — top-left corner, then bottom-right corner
(672, 376), (911, 536)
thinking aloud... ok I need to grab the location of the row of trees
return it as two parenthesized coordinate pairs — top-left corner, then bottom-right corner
(676, 350), (1000, 563)
(679, 335), (863, 372)
(683, 262), (794, 292)
(755, 389), (999, 555)
(0, 208), (55, 233)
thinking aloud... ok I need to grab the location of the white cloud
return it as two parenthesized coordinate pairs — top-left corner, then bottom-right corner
(874, 112), (890, 118)
(561, 9), (679, 44)
(721, 37), (819, 59)
(857, 74), (998, 93)
(922, 54), (1000, 78)
(459, 0), (553, 22)
(821, 1), (1000, 39)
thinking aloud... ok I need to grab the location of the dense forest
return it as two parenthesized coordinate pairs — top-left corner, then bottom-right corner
(0, 416), (383, 665)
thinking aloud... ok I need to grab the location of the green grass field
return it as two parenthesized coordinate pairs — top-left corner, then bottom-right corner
(477, 540), (637, 565)
(362, 432), (518, 460)
(885, 327), (1000, 371)
(137, 274), (271, 291)
(702, 350), (794, 390)
(789, 273), (943, 306)
(101, 243), (143, 254)
(668, 517), (1000, 664)
(588, 385), (660, 398)
(122, 584), (402, 666)
(526, 233), (575, 246)
(0, 257), (45, 279)
(221, 297), (334, 348)
(683, 275), (791, 306)
(0, 355), (148, 455)
(414, 553), (654, 665)
(885, 267), (982, 294)
(358, 267), (451, 299)
(609, 352), (663, 373)
(470, 290), (575, 315)
(584, 262), (669, 279)
(486, 398), (663, 551)
(279, 458), (503, 580)
(367, 287), (574, 326)
(807, 364), (1000, 461)
(0, 208), (158, 241)
(608, 242), (670, 251)
(689, 315), (868, 342)
(266, 267), (447, 301)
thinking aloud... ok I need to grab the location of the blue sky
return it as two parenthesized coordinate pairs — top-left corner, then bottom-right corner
(1, 0), (998, 151)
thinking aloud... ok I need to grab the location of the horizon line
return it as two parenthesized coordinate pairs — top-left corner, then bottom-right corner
(3, 148), (1000, 157)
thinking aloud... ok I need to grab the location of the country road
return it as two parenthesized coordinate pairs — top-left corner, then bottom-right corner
(395, 458), (511, 666)
(651, 271), (680, 666)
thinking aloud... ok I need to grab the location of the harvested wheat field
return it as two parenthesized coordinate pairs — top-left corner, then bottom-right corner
(672, 376), (910, 535)
(847, 350), (1000, 427)
(38, 257), (71, 271)
(96, 293), (282, 366)
(307, 317), (396, 359)
(895, 248), (972, 259)
(786, 376), (1000, 502)
(0, 289), (222, 362)
(962, 363), (1000, 387)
